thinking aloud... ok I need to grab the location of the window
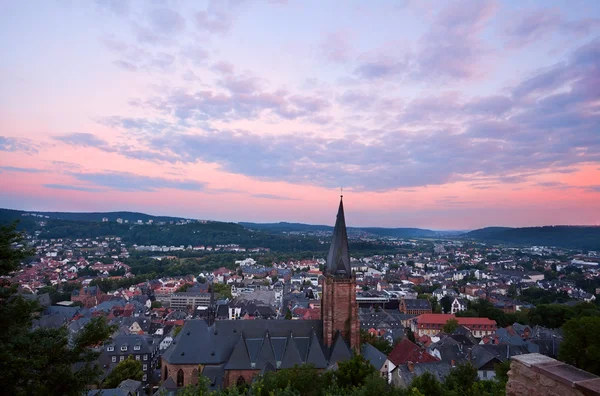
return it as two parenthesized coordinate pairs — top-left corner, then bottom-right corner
(121, 345), (128, 351)
(134, 345), (141, 351)
(120, 356), (124, 362)
(136, 355), (140, 361)
(142, 374), (147, 382)
(143, 354), (148, 361)
(107, 346), (114, 352)
(111, 356), (116, 363)
(143, 364), (147, 371)
(177, 369), (184, 387)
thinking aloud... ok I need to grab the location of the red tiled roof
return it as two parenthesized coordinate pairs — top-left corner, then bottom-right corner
(415, 313), (496, 326)
(388, 338), (439, 365)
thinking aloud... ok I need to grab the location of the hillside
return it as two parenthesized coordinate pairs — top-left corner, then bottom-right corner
(239, 221), (443, 238)
(463, 226), (600, 251)
(0, 208), (398, 254)
(0, 208), (185, 223)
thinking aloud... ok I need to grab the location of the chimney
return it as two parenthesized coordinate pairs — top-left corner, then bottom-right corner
(407, 361), (414, 373)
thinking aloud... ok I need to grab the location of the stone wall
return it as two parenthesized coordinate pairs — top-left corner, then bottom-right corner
(162, 360), (201, 387)
(507, 354), (600, 396)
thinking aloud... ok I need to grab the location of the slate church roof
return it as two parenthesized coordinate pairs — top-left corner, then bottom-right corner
(326, 197), (352, 277)
(163, 319), (350, 370)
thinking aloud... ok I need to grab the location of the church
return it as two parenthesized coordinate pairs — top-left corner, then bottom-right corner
(161, 197), (360, 390)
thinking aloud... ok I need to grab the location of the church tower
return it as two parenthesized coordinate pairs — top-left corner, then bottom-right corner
(321, 196), (360, 353)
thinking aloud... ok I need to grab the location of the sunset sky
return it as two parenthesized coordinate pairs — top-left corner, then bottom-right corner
(1, 0), (599, 229)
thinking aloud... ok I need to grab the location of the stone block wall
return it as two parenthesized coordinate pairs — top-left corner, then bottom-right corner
(507, 353), (600, 396)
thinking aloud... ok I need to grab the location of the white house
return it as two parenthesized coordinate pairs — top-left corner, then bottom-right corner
(451, 298), (468, 314)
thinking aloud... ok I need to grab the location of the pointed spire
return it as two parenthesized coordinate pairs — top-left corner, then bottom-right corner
(326, 196), (351, 277)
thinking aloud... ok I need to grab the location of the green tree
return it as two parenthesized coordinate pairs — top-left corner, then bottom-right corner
(559, 316), (600, 375)
(0, 222), (116, 395)
(151, 300), (162, 309)
(443, 318), (459, 334)
(212, 283), (232, 299)
(406, 328), (416, 343)
(443, 363), (478, 394)
(440, 296), (452, 314)
(333, 354), (377, 389)
(103, 356), (143, 388)
(409, 372), (443, 396)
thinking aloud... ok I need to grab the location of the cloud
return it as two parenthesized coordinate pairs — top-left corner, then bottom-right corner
(181, 45), (209, 66)
(54, 132), (173, 163)
(134, 83), (331, 122)
(212, 61), (235, 75)
(0, 166), (45, 173)
(0, 136), (39, 154)
(505, 9), (600, 48)
(414, 0), (497, 80)
(251, 193), (296, 200)
(113, 60), (138, 72)
(585, 185), (600, 193)
(148, 8), (185, 36)
(54, 133), (112, 149)
(129, 39), (599, 192)
(321, 31), (352, 63)
(69, 171), (206, 192)
(354, 56), (407, 80)
(43, 184), (106, 192)
(194, 10), (232, 34)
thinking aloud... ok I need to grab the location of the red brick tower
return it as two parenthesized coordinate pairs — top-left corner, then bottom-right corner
(321, 196), (360, 353)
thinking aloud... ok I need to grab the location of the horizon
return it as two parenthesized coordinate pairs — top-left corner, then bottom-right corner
(4, 205), (600, 232)
(1, 1), (599, 229)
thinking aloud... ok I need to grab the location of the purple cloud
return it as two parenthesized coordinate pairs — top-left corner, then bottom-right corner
(212, 61), (235, 75)
(320, 31), (352, 63)
(0, 166), (44, 173)
(354, 56), (407, 80)
(44, 184), (106, 193)
(414, 0), (497, 80)
(69, 171), (206, 192)
(506, 9), (600, 48)
(0, 136), (39, 154)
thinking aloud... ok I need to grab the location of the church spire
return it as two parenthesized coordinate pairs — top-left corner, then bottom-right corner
(326, 196), (351, 277)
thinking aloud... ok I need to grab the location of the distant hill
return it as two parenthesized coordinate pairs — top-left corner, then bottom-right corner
(463, 226), (600, 251)
(239, 221), (444, 238)
(0, 208), (186, 223)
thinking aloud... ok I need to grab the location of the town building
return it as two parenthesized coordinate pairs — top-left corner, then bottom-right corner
(399, 298), (432, 315)
(161, 196), (361, 390)
(411, 314), (497, 338)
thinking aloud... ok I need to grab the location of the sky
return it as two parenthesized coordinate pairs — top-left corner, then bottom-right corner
(1, 0), (599, 229)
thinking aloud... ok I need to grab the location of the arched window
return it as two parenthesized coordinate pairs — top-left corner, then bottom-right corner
(177, 369), (184, 387)
(164, 365), (169, 381)
(236, 375), (246, 387)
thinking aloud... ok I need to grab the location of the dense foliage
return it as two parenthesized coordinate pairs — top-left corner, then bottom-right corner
(0, 222), (116, 395)
(177, 358), (505, 396)
(558, 316), (600, 375)
(103, 356), (144, 388)
(464, 225), (600, 251)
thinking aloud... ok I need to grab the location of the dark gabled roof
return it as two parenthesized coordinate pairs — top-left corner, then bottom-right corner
(255, 333), (276, 369)
(201, 364), (225, 390)
(361, 343), (387, 370)
(306, 331), (328, 368)
(403, 299), (432, 310)
(280, 333), (303, 369)
(225, 334), (251, 370)
(328, 331), (352, 363)
(396, 361), (453, 385)
(326, 197), (351, 277)
(261, 361), (276, 375)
